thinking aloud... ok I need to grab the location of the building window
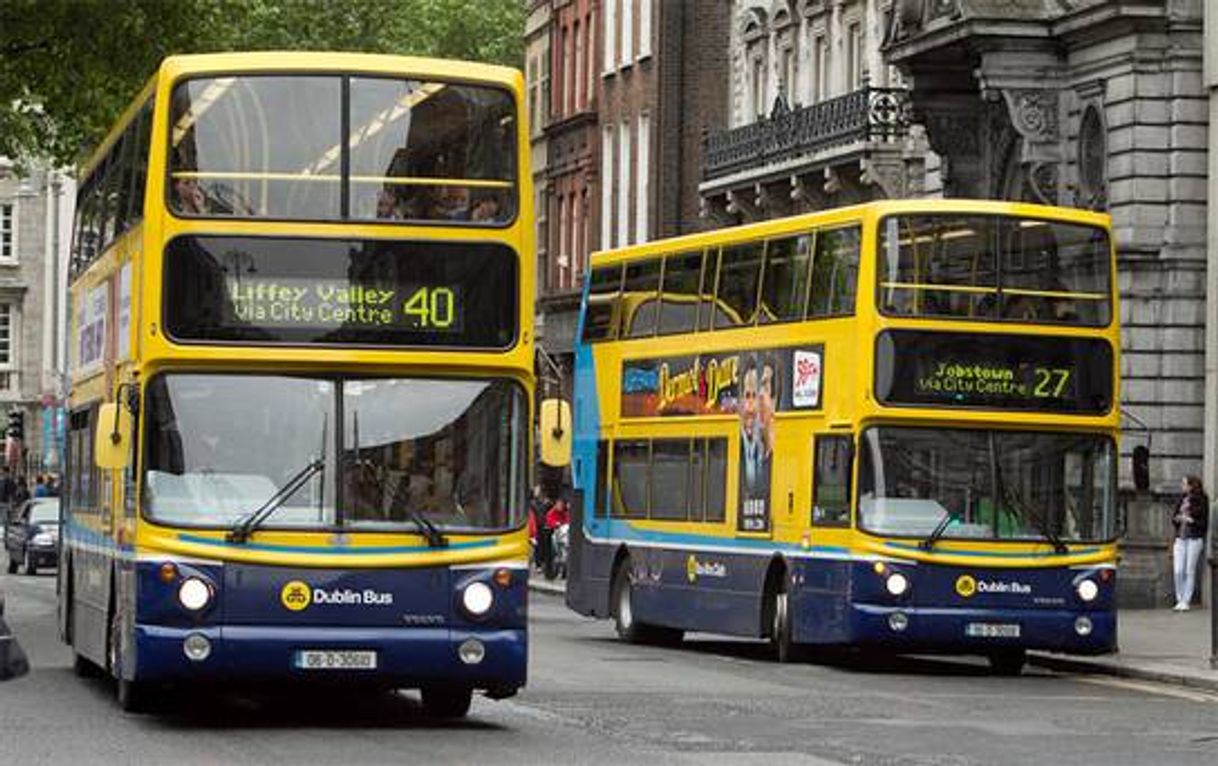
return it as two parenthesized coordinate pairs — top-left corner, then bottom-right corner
(555, 194), (566, 291)
(636, 113), (650, 243)
(540, 53), (551, 127)
(586, 13), (597, 104)
(571, 192), (583, 282)
(0, 203), (14, 262)
(813, 35), (827, 103)
(618, 120), (632, 246)
(639, 0), (653, 59)
(604, 0), (617, 75)
(573, 20), (584, 111)
(562, 25), (572, 116)
(781, 46), (796, 101)
(621, 0), (634, 66)
(752, 56), (767, 118)
(0, 303), (14, 392)
(847, 22), (863, 89)
(602, 125), (615, 247)
(527, 55), (539, 134)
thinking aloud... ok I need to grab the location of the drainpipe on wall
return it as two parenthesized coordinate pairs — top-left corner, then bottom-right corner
(1202, 0), (1217, 668)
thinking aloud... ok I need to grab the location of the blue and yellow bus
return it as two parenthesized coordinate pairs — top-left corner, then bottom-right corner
(60, 52), (533, 715)
(562, 199), (1118, 674)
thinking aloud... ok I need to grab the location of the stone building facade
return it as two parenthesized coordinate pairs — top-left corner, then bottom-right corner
(0, 160), (72, 478)
(884, 0), (1209, 494)
(883, 0), (1210, 606)
(700, 0), (927, 223)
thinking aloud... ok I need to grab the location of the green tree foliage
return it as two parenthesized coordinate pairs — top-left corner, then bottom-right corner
(0, 0), (525, 166)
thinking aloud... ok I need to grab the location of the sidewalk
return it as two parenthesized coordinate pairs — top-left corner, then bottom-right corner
(1027, 608), (1218, 692)
(527, 577), (1218, 690)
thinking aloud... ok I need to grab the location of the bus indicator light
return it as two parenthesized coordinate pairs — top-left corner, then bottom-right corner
(159, 562), (179, 583)
(493, 568), (512, 588)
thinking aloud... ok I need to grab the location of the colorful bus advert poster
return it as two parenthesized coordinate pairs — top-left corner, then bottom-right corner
(620, 345), (824, 420)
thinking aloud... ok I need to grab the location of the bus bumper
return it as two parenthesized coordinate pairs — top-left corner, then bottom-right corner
(133, 624), (527, 691)
(847, 604), (1116, 656)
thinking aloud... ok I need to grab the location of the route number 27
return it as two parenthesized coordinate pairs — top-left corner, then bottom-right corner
(1032, 367), (1071, 398)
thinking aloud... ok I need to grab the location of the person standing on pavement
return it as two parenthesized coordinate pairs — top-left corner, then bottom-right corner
(1171, 474), (1209, 611)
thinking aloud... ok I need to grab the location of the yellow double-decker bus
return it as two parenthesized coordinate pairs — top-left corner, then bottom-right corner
(59, 53), (532, 716)
(563, 199), (1118, 674)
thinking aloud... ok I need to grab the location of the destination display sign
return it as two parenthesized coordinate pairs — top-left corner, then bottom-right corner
(874, 330), (1112, 414)
(164, 236), (516, 347)
(227, 279), (461, 332)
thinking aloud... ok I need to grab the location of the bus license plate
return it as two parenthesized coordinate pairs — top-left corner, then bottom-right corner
(965, 623), (1021, 639)
(295, 650), (378, 670)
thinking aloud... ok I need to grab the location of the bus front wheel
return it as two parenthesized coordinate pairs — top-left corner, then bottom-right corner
(108, 608), (152, 713)
(420, 686), (473, 718)
(988, 649), (1027, 676)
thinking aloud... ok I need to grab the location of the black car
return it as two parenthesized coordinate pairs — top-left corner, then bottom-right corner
(4, 498), (60, 575)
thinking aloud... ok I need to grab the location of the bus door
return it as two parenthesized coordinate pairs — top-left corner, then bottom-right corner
(798, 431), (855, 643)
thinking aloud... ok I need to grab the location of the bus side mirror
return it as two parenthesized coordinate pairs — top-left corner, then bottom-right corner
(1132, 445), (1149, 492)
(94, 402), (132, 470)
(539, 398), (572, 468)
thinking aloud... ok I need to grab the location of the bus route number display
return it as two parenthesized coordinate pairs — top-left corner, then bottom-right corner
(874, 330), (1113, 414)
(227, 278), (461, 332)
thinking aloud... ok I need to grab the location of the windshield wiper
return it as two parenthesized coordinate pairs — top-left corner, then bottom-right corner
(382, 468), (448, 549)
(227, 458), (325, 543)
(407, 508), (448, 549)
(920, 510), (954, 551)
(1002, 488), (1068, 554)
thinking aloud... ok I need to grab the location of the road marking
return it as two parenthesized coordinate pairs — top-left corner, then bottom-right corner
(1076, 675), (1218, 704)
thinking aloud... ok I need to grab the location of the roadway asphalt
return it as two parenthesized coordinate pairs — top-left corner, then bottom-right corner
(2, 564), (1217, 765)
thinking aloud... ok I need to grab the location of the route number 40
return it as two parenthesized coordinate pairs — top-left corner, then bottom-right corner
(403, 287), (456, 329)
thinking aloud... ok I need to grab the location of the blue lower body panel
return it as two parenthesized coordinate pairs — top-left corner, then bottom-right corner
(846, 604), (1115, 655)
(135, 624), (527, 690)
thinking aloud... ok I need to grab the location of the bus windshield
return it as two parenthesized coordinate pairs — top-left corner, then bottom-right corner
(877, 214), (1111, 326)
(142, 373), (526, 532)
(168, 75), (516, 223)
(858, 426), (1116, 543)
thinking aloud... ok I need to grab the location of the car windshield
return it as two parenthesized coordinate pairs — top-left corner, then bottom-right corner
(28, 500), (60, 525)
(142, 373), (526, 531)
(858, 426), (1116, 543)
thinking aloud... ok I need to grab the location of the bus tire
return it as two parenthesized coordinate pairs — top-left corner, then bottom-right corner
(6, 558), (16, 574)
(768, 586), (799, 663)
(23, 550), (36, 576)
(988, 649), (1026, 676)
(73, 652), (101, 678)
(421, 686), (473, 718)
(108, 605), (151, 713)
(611, 558), (682, 646)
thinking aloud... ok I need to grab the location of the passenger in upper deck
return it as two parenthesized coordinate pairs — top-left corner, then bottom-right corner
(172, 176), (208, 215)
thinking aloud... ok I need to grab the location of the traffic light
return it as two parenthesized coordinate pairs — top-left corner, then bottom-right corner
(5, 410), (23, 441)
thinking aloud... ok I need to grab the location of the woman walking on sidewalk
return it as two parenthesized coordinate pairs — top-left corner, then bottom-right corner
(1171, 475), (1209, 611)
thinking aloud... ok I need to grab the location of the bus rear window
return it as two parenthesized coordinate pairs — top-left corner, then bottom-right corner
(877, 214), (1111, 326)
(169, 75), (517, 224)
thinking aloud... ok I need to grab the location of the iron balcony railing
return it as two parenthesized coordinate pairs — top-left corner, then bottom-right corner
(704, 86), (912, 180)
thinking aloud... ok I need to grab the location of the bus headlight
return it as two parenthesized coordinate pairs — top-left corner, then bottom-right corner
(461, 582), (494, 616)
(1076, 579), (1099, 603)
(1074, 616), (1093, 636)
(885, 572), (910, 596)
(178, 577), (213, 611)
(183, 632), (212, 661)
